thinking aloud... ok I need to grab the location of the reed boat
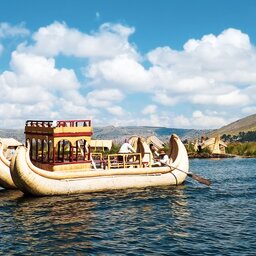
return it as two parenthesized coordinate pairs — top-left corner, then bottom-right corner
(0, 141), (21, 189)
(10, 120), (189, 196)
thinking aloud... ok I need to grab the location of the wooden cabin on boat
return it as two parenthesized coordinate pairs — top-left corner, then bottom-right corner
(25, 120), (147, 171)
(25, 120), (93, 171)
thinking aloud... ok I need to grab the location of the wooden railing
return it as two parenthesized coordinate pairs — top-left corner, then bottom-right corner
(25, 120), (91, 128)
(107, 153), (142, 169)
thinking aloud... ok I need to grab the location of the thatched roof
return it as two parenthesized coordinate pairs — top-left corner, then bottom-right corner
(146, 135), (165, 150)
(202, 137), (227, 149)
(0, 138), (22, 148)
(90, 140), (113, 150)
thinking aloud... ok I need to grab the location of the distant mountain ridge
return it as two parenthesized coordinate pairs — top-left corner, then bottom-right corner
(0, 126), (210, 144)
(1, 113), (255, 144)
(0, 129), (24, 143)
(208, 113), (256, 137)
(93, 126), (210, 143)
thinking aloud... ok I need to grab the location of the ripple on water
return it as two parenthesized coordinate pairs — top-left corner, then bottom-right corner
(1, 158), (256, 255)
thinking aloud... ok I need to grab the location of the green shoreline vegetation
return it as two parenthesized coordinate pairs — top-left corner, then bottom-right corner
(222, 131), (256, 157)
(225, 142), (256, 157)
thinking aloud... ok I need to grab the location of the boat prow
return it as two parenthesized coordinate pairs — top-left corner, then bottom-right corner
(10, 121), (189, 196)
(0, 143), (16, 189)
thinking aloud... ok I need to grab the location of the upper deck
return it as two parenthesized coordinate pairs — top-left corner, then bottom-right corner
(25, 120), (93, 137)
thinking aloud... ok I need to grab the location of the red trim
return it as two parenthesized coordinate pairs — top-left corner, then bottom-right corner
(53, 132), (93, 137)
(32, 160), (92, 166)
(25, 131), (93, 137)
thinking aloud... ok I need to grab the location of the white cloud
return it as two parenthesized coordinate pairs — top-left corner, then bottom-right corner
(0, 22), (29, 38)
(18, 22), (138, 59)
(86, 89), (124, 108)
(0, 50), (88, 125)
(85, 54), (152, 91)
(191, 111), (228, 128)
(9, 51), (80, 90)
(152, 92), (179, 106)
(56, 99), (97, 118)
(106, 105), (125, 116)
(84, 27), (256, 111)
(142, 105), (157, 115)
(1, 22), (256, 129)
(173, 111), (229, 129)
(191, 90), (250, 106)
(242, 106), (256, 114)
(173, 115), (191, 127)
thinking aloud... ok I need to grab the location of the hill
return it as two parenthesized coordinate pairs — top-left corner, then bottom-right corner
(93, 126), (209, 143)
(0, 129), (24, 143)
(208, 113), (256, 137)
(0, 126), (210, 144)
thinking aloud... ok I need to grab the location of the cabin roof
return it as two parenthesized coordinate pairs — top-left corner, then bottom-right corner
(146, 135), (165, 149)
(202, 137), (227, 148)
(90, 140), (113, 150)
(0, 138), (22, 147)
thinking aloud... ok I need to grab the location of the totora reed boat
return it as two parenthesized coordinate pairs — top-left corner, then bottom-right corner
(0, 139), (22, 189)
(10, 119), (189, 196)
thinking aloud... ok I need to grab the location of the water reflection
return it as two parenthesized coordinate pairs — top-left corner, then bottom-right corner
(169, 187), (191, 239)
(0, 186), (193, 254)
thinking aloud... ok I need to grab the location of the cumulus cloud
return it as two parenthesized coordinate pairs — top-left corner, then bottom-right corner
(152, 91), (179, 106)
(242, 106), (256, 114)
(0, 50), (87, 125)
(18, 22), (138, 59)
(106, 105), (125, 116)
(173, 111), (229, 129)
(1, 22), (256, 129)
(0, 22), (29, 56)
(84, 27), (256, 112)
(85, 54), (152, 91)
(0, 22), (29, 38)
(191, 90), (250, 106)
(86, 89), (124, 108)
(8, 51), (80, 90)
(142, 105), (157, 115)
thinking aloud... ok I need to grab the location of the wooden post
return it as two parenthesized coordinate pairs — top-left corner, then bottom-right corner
(70, 143), (73, 162)
(57, 142), (60, 162)
(83, 140), (86, 160)
(53, 146), (56, 164)
(48, 140), (50, 163)
(42, 140), (44, 163)
(76, 141), (78, 161)
(62, 140), (65, 162)
(29, 139), (32, 159)
(36, 139), (38, 161)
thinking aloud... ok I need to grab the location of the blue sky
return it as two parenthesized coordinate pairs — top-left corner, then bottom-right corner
(1, 0), (256, 129)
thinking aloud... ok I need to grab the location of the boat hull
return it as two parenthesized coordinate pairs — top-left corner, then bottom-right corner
(10, 134), (189, 196)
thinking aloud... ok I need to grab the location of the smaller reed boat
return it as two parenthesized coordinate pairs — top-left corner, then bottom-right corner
(0, 139), (22, 189)
(10, 120), (189, 196)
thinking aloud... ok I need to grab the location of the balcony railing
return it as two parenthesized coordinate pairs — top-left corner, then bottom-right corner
(25, 120), (91, 128)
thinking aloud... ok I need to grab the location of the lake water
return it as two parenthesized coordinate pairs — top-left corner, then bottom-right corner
(1, 157), (256, 255)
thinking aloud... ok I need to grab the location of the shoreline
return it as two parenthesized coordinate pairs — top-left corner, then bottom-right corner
(189, 153), (237, 159)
